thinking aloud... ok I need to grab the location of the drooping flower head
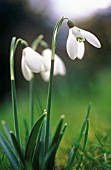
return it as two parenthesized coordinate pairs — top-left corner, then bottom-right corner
(21, 47), (46, 81)
(66, 21), (101, 60)
(21, 47), (66, 81)
(40, 49), (66, 82)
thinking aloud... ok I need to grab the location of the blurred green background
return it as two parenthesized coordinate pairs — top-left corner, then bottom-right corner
(0, 0), (111, 157)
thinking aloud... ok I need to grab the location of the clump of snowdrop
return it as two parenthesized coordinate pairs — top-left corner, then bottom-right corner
(66, 21), (101, 60)
(0, 16), (102, 170)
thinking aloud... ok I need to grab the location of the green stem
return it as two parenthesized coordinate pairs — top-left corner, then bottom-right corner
(29, 35), (46, 131)
(45, 59), (54, 152)
(10, 37), (28, 144)
(11, 80), (21, 144)
(29, 76), (34, 130)
(45, 16), (66, 152)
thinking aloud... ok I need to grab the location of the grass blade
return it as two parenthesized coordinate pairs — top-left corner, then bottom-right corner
(66, 147), (75, 170)
(76, 120), (89, 170)
(66, 103), (91, 169)
(79, 146), (111, 170)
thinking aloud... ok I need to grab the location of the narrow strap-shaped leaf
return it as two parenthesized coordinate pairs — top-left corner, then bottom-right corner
(39, 117), (46, 169)
(43, 116), (66, 170)
(32, 119), (45, 170)
(25, 161), (33, 170)
(49, 123), (67, 170)
(42, 123), (67, 170)
(0, 132), (19, 170)
(32, 139), (41, 169)
(23, 119), (29, 147)
(10, 131), (24, 166)
(51, 115), (65, 146)
(1, 121), (12, 144)
(25, 113), (46, 162)
(11, 80), (21, 145)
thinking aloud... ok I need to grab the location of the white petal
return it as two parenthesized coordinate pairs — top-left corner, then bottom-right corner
(40, 71), (50, 82)
(41, 48), (66, 81)
(21, 56), (33, 81)
(23, 47), (45, 73)
(80, 29), (101, 48)
(42, 48), (66, 75)
(77, 42), (85, 59)
(66, 29), (78, 60)
(42, 49), (51, 71)
(54, 55), (66, 75)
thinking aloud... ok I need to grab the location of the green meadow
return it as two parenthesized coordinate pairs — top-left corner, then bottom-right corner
(1, 67), (111, 169)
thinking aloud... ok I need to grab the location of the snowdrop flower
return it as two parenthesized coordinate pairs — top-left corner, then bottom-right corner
(66, 26), (101, 60)
(40, 49), (66, 82)
(21, 47), (46, 81)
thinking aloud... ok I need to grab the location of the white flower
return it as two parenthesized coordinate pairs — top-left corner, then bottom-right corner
(66, 26), (101, 60)
(40, 49), (66, 82)
(21, 47), (46, 81)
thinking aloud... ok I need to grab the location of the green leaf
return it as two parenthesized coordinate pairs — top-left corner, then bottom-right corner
(0, 132), (19, 170)
(23, 119), (29, 147)
(25, 161), (33, 170)
(32, 117), (46, 170)
(39, 117), (46, 169)
(1, 121), (12, 144)
(32, 133), (41, 170)
(10, 131), (24, 166)
(11, 80), (21, 145)
(42, 123), (67, 170)
(51, 115), (65, 146)
(25, 113), (46, 162)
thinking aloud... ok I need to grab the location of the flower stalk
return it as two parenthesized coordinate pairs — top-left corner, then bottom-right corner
(45, 16), (66, 152)
(29, 35), (47, 130)
(10, 37), (28, 144)
(29, 76), (34, 130)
